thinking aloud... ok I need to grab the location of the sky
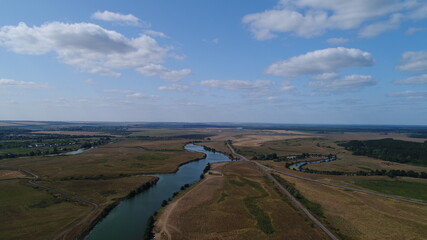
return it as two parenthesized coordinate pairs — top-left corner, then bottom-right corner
(0, 0), (426, 125)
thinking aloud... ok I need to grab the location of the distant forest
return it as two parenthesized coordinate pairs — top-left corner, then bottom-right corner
(340, 138), (427, 166)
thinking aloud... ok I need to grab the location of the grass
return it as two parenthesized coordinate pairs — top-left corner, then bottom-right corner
(353, 179), (427, 202)
(240, 178), (275, 234)
(0, 180), (90, 240)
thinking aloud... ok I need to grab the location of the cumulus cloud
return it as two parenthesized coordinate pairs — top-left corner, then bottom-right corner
(243, 0), (427, 39)
(309, 74), (377, 92)
(394, 74), (427, 84)
(397, 51), (427, 72)
(326, 38), (349, 45)
(0, 22), (188, 79)
(200, 80), (276, 91)
(158, 84), (189, 91)
(0, 78), (48, 88)
(265, 47), (374, 77)
(137, 64), (191, 81)
(91, 10), (139, 25)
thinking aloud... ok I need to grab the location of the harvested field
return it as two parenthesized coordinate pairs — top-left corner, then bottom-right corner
(33, 131), (115, 136)
(326, 132), (427, 143)
(154, 161), (328, 240)
(0, 170), (28, 179)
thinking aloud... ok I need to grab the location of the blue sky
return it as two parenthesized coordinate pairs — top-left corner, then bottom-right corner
(0, 0), (426, 124)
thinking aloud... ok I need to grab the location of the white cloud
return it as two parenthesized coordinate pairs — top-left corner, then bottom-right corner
(144, 30), (168, 38)
(136, 64), (191, 81)
(0, 22), (187, 79)
(309, 74), (377, 92)
(200, 80), (276, 91)
(311, 72), (340, 80)
(91, 10), (139, 25)
(280, 81), (295, 91)
(266, 47), (373, 77)
(158, 84), (189, 91)
(126, 93), (159, 99)
(243, 0), (427, 39)
(102, 89), (132, 94)
(0, 78), (48, 88)
(388, 90), (427, 100)
(397, 51), (427, 72)
(394, 74), (427, 84)
(326, 38), (349, 45)
(406, 27), (427, 35)
(358, 13), (403, 38)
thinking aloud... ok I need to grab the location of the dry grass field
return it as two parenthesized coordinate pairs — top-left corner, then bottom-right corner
(237, 136), (427, 173)
(154, 161), (328, 240)
(0, 180), (91, 240)
(0, 140), (204, 179)
(274, 172), (427, 240)
(33, 131), (115, 136)
(0, 170), (28, 179)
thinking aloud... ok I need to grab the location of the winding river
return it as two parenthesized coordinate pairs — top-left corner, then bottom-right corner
(84, 143), (231, 240)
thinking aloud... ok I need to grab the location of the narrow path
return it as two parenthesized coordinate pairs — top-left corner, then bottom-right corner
(226, 144), (339, 240)
(0, 167), (99, 240)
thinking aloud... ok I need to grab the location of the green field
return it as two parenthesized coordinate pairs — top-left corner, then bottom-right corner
(353, 179), (427, 202)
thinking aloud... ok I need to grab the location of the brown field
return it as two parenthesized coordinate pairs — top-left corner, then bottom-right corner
(211, 129), (315, 147)
(33, 131), (116, 136)
(238, 137), (427, 173)
(0, 170), (28, 179)
(274, 172), (427, 240)
(0, 121), (48, 126)
(154, 161), (328, 240)
(40, 176), (156, 206)
(325, 132), (427, 143)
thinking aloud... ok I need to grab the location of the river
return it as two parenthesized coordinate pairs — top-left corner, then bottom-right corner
(84, 143), (231, 240)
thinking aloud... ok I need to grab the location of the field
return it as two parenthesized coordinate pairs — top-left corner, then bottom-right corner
(0, 139), (204, 179)
(273, 172), (427, 240)
(154, 161), (328, 240)
(0, 180), (91, 240)
(0, 170), (28, 179)
(352, 179), (427, 201)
